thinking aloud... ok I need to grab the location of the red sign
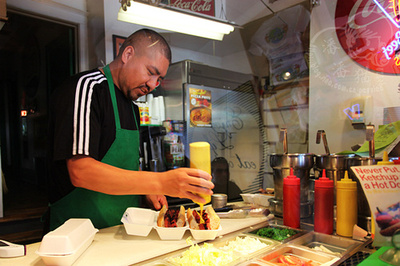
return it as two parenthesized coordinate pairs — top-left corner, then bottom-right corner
(169, 0), (215, 17)
(335, 0), (400, 74)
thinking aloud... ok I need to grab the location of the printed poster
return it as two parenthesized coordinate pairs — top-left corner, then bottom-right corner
(351, 165), (400, 247)
(189, 88), (212, 127)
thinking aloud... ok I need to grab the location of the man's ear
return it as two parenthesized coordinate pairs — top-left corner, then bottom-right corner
(121, 45), (134, 64)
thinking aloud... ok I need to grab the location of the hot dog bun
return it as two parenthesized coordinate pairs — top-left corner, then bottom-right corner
(206, 205), (220, 230)
(187, 208), (199, 229)
(157, 205), (167, 227)
(187, 206), (220, 230)
(157, 205), (186, 227)
(177, 205), (186, 227)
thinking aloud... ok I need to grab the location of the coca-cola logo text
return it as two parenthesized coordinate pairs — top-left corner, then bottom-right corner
(170, 0), (215, 16)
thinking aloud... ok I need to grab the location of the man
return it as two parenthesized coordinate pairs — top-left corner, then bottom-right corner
(47, 29), (214, 231)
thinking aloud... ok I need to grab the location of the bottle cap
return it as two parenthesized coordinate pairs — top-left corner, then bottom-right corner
(283, 168), (300, 185)
(377, 151), (394, 165)
(336, 171), (356, 189)
(315, 169), (334, 188)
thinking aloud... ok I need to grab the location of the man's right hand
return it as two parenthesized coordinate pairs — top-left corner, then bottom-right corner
(160, 168), (214, 204)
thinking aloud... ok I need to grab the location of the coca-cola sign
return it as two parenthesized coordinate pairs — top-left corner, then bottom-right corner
(335, 0), (400, 74)
(169, 0), (215, 17)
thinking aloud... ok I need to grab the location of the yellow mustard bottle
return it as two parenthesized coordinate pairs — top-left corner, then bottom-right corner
(377, 151), (394, 166)
(336, 170), (357, 237)
(189, 142), (211, 223)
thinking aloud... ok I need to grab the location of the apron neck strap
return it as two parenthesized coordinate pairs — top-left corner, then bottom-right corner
(104, 64), (121, 130)
(103, 65), (139, 130)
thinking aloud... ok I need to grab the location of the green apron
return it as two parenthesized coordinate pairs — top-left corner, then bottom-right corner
(49, 65), (140, 230)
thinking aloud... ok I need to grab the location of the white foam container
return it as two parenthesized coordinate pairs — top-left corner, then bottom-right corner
(154, 224), (189, 240)
(189, 225), (222, 240)
(253, 194), (274, 207)
(121, 207), (156, 237)
(240, 194), (255, 204)
(36, 218), (98, 266)
(121, 207), (222, 241)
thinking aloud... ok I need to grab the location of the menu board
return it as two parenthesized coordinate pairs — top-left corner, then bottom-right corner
(351, 165), (400, 247)
(189, 88), (212, 128)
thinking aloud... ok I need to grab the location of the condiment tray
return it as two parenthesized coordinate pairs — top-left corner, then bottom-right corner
(244, 224), (307, 243)
(289, 231), (364, 257)
(254, 244), (340, 266)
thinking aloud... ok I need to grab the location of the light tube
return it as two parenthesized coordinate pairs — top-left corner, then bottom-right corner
(117, 1), (235, 41)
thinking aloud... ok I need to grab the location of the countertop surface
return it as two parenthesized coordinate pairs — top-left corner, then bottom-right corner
(0, 215), (270, 266)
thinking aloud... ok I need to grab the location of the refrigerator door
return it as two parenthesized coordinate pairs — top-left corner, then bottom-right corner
(185, 83), (266, 200)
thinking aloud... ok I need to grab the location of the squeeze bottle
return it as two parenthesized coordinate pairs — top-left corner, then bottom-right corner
(377, 151), (394, 165)
(314, 169), (334, 234)
(372, 151), (394, 238)
(283, 168), (300, 228)
(189, 142), (211, 206)
(336, 171), (357, 237)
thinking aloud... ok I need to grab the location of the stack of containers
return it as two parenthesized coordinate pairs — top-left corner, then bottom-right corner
(136, 93), (166, 125)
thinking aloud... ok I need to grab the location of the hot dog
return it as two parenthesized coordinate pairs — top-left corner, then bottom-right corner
(157, 205), (186, 227)
(187, 206), (220, 230)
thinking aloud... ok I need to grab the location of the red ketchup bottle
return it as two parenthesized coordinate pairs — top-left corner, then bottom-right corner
(314, 169), (334, 234)
(283, 168), (300, 228)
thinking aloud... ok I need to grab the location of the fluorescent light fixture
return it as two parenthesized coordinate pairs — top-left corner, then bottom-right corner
(117, 1), (236, 41)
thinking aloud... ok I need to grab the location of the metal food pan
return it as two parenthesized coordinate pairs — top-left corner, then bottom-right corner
(289, 231), (364, 256)
(214, 234), (279, 259)
(165, 243), (243, 266)
(256, 244), (340, 265)
(244, 224), (307, 243)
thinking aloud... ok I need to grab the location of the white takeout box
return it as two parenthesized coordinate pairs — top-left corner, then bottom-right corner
(121, 207), (156, 237)
(122, 207), (222, 241)
(154, 224), (189, 240)
(253, 194), (273, 207)
(189, 225), (222, 241)
(241, 193), (255, 204)
(36, 218), (98, 266)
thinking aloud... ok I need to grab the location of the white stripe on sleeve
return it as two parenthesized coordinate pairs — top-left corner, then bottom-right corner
(72, 71), (106, 156)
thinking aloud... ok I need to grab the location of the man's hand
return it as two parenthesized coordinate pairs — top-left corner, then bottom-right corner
(146, 195), (168, 210)
(160, 168), (214, 204)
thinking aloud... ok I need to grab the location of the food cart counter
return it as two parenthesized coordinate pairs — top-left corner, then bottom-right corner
(0, 215), (270, 266)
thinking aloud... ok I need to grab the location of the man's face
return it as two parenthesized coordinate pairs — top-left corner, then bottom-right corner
(119, 47), (169, 101)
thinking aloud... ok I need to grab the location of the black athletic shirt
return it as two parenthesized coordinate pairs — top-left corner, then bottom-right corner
(47, 69), (140, 203)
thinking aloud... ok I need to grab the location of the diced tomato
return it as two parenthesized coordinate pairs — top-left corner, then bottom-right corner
(277, 255), (311, 265)
(304, 260), (313, 266)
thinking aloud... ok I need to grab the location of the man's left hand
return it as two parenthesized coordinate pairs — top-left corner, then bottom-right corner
(145, 195), (168, 210)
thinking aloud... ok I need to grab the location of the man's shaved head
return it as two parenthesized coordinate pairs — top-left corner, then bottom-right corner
(118, 29), (171, 64)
